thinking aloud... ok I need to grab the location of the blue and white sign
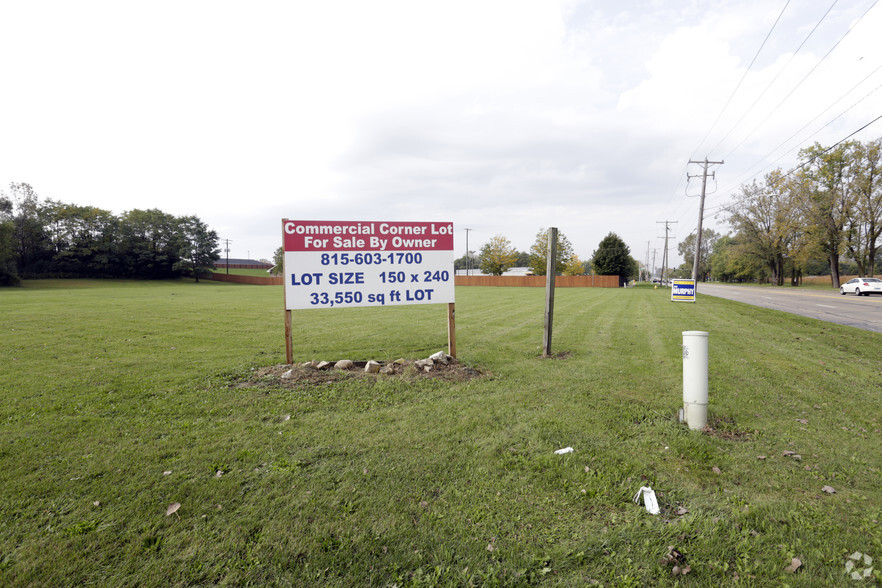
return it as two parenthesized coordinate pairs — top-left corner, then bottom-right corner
(671, 279), (696, 302)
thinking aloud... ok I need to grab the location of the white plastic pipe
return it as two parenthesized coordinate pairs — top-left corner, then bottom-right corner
(682, 331), (708, 430)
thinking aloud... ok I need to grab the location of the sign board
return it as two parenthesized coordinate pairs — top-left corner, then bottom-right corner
(671, 278), (696, 302)
(282, 220), (455, 310)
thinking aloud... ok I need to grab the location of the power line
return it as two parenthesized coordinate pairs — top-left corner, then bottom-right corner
(655, 160), (690, 229)
(707, 0), (836, 156)
(703, 114), (882, 218)
(656, 220), (678, 281)
(699, 2), (881, 213)
(671, 1), (793, 230)
(720, 0), (878, 161)
(663, 2), (878, 254)
(687, 159), (724, 283)
(691, 0), (792, 160)
(709, 71), (882, 202)
(784, 114), (882, 177)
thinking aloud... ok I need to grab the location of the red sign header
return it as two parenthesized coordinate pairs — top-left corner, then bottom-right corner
(283, 220), (454, 252)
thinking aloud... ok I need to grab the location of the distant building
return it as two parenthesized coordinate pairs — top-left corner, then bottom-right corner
(214, 258), (273, 271)
(454, 266), (534, 277)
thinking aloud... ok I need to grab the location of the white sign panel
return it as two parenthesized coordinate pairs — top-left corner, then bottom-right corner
(282, 220), (455, 310)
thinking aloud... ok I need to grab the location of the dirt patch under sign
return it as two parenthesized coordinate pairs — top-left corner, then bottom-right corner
(240, 357), (488, 387)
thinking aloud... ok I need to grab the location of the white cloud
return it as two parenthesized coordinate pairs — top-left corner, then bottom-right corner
(2, 0), (880, 267)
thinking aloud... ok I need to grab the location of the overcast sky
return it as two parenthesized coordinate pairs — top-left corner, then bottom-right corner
(2, 0), (880, 269)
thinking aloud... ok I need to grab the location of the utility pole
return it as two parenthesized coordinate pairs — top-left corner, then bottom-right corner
(222, 238), (233, 275)
(645, 241), (651, 282)
(463, 228), (473, 276)
(656, 221), (677, 283)
(687, 158), (724, 285)
(651, 249), (658, 280)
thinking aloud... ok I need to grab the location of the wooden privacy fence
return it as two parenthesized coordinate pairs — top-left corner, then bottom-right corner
(214, 263), (273, 270)
(209, 272), (283, 285)
(209, 273), (619, 288)
(802, 275), (859, 287)
(455, 275), (619, 288)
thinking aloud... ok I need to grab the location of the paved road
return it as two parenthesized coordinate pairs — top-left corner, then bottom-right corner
(697, 283), (882, 333)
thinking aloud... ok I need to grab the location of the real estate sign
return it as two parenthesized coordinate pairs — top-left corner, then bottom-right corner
(282, 219), (455, 310)
(671, 278), (696, 302)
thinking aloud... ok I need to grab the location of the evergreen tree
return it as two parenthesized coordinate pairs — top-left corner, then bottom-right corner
(591, 232), (633, 285)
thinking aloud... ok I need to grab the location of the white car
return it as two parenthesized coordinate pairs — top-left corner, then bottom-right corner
(840, 277), (882, 296)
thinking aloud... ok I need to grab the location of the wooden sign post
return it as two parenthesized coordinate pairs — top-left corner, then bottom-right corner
(447, 302), (456, 358)
(542, 227), (558, 357)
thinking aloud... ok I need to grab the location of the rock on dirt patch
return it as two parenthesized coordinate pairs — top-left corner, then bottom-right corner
(241, 354), (487, 387)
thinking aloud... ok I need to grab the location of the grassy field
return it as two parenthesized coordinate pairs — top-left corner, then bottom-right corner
(1, 280), (881, 586)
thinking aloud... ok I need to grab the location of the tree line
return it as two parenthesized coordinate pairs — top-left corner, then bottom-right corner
(677, 137), (881, 287)
(456, 228), (638, 284)
(0, 183), (220, 286)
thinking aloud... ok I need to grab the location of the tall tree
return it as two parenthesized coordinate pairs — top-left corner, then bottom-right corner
(561, 254), (585, 276)
(677, 228), (720, 282)
(528, 228), (574, 275)
(7, 183), (52, 275)
(845, 139), (882, 276)
(272, 246), (284, 275)
(798, 142), (856, 287)
(175, 215), (220, 281)
(726, 170), (801, 285)
(591, 232), (633, 285)
(479, 234), (518, 276)
(0, 196), (19, 285)
(708, 235), (748, 282)
(0, 187), (224, 281)
(453, 252), (481, 272)
(41, 200), (119, 277)
(118, 209), (183, 278)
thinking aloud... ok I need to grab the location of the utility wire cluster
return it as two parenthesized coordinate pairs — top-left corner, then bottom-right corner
(656, 0), (881, 248)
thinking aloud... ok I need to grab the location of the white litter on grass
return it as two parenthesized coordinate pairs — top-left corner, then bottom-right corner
(845, 552), (874, 580)
(633, 486), (661, 515)
(554, 447), (574, 455)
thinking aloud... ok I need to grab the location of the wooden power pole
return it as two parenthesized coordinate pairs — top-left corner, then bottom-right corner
(656, 220), (677, 282)
(687, 159), (723, 285)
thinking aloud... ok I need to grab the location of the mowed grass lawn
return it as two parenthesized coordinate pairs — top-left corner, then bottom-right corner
(1, 280), (881, 586)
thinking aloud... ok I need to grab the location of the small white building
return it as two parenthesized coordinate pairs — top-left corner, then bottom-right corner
(502, 267), (534, 276)
(455, 266), (535, 276)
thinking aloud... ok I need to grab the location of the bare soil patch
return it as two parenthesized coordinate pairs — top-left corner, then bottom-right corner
(701, 415), (754, 441)
(240, 358), (488, 387)
(541, 350), (572, 360)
